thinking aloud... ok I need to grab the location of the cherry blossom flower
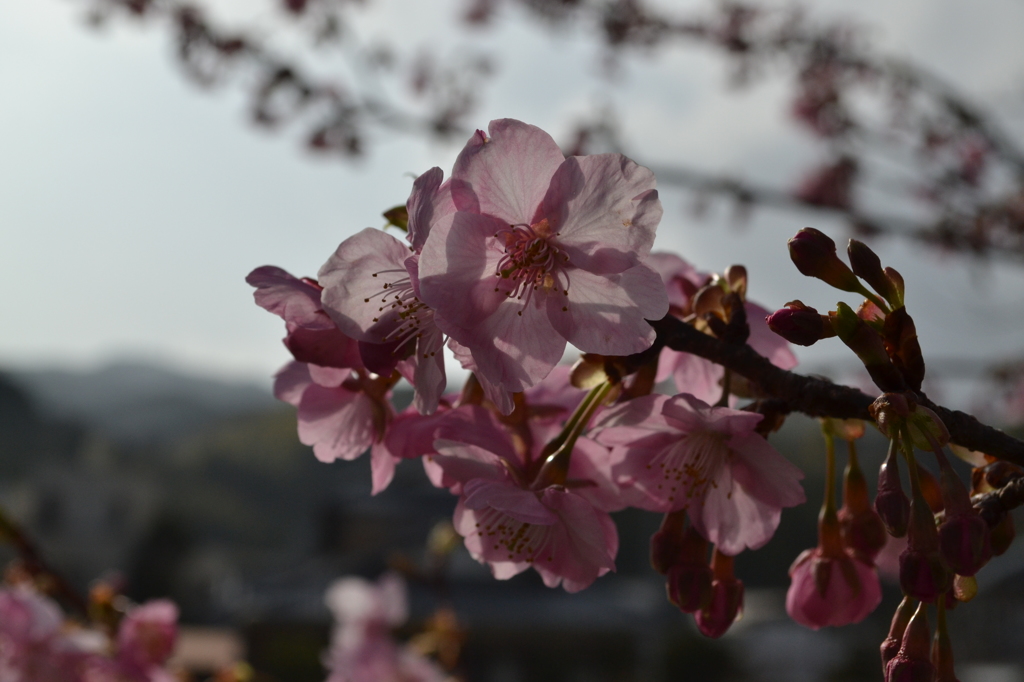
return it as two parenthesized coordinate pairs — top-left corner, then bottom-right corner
(323, 574), (448, 682)
(116, 600), (179, 680)
(247, 266), (363, 370)
(593, 393), (805, 555)
(274, 361), (398, 494)
(786, 547), (882, 630)
(319, 228), (447, 414)
(427, 405), (621, 592)
(418, 119), (668, 395)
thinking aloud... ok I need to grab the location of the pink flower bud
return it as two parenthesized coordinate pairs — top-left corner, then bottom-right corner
(694, 550), (744, 639)
(786, 548), (882, 630)
(116, 599), (179, 672)
(848, 239), (897, 305)
(899, 548), (951, 604)
(885, 602), (934, 682)
(666, 563), (714, 614)
(840, 507), (888, 563)
(876, 443), (910, 538)
(880, 597), (915, 671)
(900, 491), (951, 603)
(766, 302), (828, 346)
(788, 227), (862, 292)
(938, 513), (992, 577)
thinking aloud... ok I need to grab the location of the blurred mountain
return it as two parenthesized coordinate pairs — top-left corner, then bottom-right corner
(8, 362), (279, 444)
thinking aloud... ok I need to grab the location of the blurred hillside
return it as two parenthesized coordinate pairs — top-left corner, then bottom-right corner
(2, 363), (1022, 681)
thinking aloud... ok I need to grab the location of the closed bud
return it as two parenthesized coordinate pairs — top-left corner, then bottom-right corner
(871, 393), (914, 440)
(938, 514), (992, 577)
(667, 562), (714, 613)
(848, 239), (898, 304)
(694, 551), (744, 639)
(724, 264), (747, 299)
(876, 442), (910, 537)
(834, 304), (907, 391)
(841, 508), (888, 563)
(788, 228), (862, 292)
(881, 597), (915, 670)
(900, 490), (951, 602)
(899, 548), (951, 603)
(884, 267), (906, 307)
(766, 302), (829, 346)
(885, 603), (934, 682)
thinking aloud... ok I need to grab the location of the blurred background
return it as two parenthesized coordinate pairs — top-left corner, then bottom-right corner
(3, 0), (1024, 679)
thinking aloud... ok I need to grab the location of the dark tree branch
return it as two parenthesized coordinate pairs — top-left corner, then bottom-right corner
(640, 315), (1024, 466)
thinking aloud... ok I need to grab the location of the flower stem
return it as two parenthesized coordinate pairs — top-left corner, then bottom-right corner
(533, 380), (614, 488)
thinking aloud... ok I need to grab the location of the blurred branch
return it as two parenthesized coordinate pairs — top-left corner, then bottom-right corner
(0, 504), (88, 618)
(77, 0), (1024, 258)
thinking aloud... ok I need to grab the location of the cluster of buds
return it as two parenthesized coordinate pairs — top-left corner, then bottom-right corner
(867, 392), (1009, 681)
(650, 511), (744, 638)
(767, 228), (923, 392)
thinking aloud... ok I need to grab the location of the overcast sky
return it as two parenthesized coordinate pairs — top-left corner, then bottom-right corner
(3, 0), (1024, 391)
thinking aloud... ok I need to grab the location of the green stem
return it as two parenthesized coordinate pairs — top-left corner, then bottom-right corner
(822, 425), (837, 516)
(533, 381), (614, 488)
(857, 283), (891, 315)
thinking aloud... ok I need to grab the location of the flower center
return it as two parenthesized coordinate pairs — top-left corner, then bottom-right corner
(493, 219), (570, 308)
(473, 507), (555, 564)
(365, 268), (435, 353)
(650, 430), (731, 505)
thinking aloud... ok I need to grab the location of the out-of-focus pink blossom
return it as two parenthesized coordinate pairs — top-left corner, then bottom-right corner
(116, 600), (179, 678)
(419, 119), (668, 398)
(593, 393), (805, 555)
(323, 574), (448, 682)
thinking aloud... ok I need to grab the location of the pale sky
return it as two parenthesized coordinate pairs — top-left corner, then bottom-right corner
(3, 0), (1024, 390)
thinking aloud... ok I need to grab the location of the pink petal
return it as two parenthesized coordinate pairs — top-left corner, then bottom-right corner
(418, 212), (509, 329)
(247, 265), (335, 329)
(647, 252), (707, 310)
(284, 324), (362, 369)
(566, 437), (628, 512)
(452, 500), (531, 580)
(406, 167), (455, 252)
(450, 119), (565, 225)
(541, 154), (662, 274)
(535, 488), (618, 593)
(693, 474), (783, 555)
(729, 433), (807, 509)
(447, 295), (566, 393)
(318, 228), (415, 341)
(274, 361), (312, 406)
(370, 442), (400, 495)
(663, 350), (725, 405)
(308, 364), (352, 388)
(297, 385), (376, 463)
(463, 479), (558, 525)
(547, 264), (666, 356)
